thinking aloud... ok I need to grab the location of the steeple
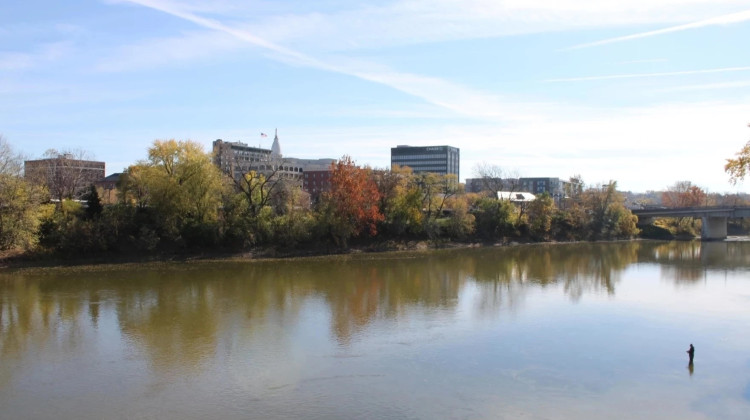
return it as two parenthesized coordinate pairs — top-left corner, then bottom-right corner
(271, 128), (282, 158)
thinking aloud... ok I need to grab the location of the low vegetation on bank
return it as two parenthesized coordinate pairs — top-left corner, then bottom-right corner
(1, 139), (641, 266)
(4, 136), (750, 267)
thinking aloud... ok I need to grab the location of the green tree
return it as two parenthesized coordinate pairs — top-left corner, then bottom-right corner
(471, 196), (517, 240)
(82, 184), (103, 219)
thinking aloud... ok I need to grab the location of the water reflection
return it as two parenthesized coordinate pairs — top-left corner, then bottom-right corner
(1, 241), (749, 419)
(3, 241), (749, 369)
(637, 240), (750, 283)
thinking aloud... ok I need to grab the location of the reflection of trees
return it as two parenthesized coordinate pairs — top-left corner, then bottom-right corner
(637, 241), (750, 283)
(9, 240), (735, 381)
(318, 255), (464, 344)
(0, 272), (89, 388)
(468, 242), (640, 302)
(115, 274), (219, 373)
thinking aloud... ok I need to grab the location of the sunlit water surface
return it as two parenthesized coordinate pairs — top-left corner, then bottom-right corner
(2, 241), (749, 419)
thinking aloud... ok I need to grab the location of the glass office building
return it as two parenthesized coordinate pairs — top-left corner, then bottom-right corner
(390, 145), (460, 177)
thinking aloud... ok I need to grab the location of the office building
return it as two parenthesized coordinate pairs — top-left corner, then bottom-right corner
(390, 145), (459, 177)
(24, 154), (106, 199)
(213, 131), (335, 184)
(213, 139), (273, 180)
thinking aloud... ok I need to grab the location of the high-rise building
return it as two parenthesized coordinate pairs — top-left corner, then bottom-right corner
(390, 145), (460, 177)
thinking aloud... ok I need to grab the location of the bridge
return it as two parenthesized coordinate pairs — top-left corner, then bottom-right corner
(631, 206), (750, 240)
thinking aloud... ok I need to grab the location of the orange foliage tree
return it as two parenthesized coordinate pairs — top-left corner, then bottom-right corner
(319, 156), (384, 246)
(661, 181), (708, 208)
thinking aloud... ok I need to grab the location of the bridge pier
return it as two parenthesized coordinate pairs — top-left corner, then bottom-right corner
(701, 216), (727, 240)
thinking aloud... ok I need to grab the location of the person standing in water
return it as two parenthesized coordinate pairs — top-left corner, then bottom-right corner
(687, 344), (695, 364)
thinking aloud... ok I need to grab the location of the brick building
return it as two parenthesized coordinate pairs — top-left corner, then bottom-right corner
(24, 154), (105, 200)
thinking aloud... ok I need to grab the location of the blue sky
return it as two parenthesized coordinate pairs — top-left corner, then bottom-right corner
(2, 0), (750, 192)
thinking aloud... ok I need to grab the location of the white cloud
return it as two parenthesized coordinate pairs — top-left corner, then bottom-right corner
(233, 0), (750, 51)
(0, 52), (34, 71)
(96, 30), (247, 72)
(118, 0), (533, 121)
(112, 0), (750, 54)
(229, 98), (748, 191)
(43, 0), (750, 193)
(0, 41), (71, 71)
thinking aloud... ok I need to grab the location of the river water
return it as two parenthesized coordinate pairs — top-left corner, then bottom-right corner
(1, 241), (749, 419)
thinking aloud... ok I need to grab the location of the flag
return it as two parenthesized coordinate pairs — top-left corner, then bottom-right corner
(260, 132), (268, 137)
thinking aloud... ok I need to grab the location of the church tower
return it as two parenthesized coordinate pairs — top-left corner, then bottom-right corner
(271, 128), (282, 158)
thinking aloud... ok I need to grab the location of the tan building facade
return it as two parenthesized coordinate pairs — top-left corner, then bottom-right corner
(24, 155), (105, 200)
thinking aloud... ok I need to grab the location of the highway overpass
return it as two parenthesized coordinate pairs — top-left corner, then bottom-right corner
(631, 206), (750, 240)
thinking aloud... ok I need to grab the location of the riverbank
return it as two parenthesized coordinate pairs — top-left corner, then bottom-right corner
(0, 238), (510, 270)
(4, 229), (720, 270)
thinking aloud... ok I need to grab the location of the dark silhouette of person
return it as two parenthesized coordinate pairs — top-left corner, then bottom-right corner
(687, 344), (695, 364)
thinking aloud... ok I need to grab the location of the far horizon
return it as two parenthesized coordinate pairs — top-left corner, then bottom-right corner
(2, 1), (750, 193)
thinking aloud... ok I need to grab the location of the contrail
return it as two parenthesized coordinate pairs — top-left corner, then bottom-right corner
(566, 9), (750, 50)
(120, 0), (516, 119)
(546, 66), (750, 83)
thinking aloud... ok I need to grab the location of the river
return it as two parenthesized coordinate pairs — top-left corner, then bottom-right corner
(1, 241), (749, 419)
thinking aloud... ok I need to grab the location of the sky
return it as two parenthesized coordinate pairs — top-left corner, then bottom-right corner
(2, 0), (750, 193)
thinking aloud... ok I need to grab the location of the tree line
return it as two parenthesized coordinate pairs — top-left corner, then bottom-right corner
(2, 134), (747, 259)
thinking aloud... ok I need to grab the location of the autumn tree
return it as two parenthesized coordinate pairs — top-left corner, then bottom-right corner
(659, 181), (708, 236)
(124, 139), (224, 241)
(580, 181), (639, 240)
(318, 156), (384, 247)
(442, 194), (475, 240)
(662, 181), (708, 208)
(118, 164), (150, 208)
(526, 193), (556, 240)
(0, 136), (46, 250)
(373, 165), (423, 236)
(725, 124), (750, 184)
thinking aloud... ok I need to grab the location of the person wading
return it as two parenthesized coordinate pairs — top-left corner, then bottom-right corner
(687, 344), (695, 364)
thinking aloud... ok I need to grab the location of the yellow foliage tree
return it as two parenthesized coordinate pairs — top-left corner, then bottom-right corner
(124, 139), (224, 236)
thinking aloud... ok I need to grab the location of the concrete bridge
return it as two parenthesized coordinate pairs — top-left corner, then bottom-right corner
(631, 206), (750, 240)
